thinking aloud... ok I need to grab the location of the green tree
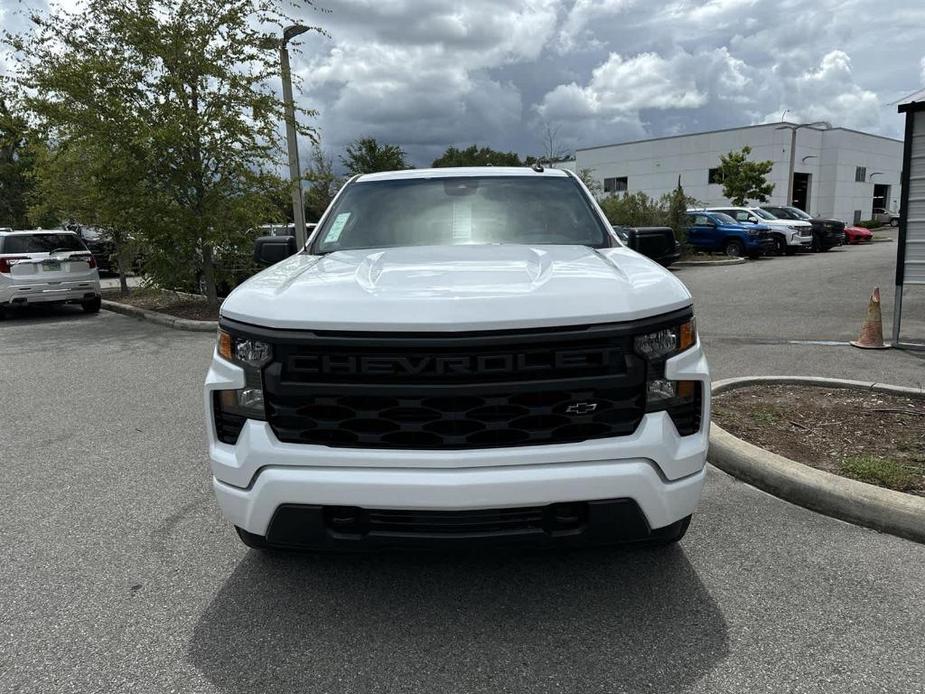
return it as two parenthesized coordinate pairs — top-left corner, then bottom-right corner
(665, 175), (690, 247)
(341, 137), (409, 175)
(305, 143), (342, 221)
(718, 146), (775, 206)
(598, 191), (666, 228)
(7, 0), (320, 306)
(577, 168), (602, 198)
(0, 89), (38, 229)
(431, 145), (522, 168)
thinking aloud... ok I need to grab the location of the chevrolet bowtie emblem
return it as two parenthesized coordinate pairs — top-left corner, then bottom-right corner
(565, 402), (598, 415)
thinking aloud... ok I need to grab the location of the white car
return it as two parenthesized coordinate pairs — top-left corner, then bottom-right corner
(0, 230), (102, 316)
(707, 206), (813, 255)
(205, 167), (710, 551)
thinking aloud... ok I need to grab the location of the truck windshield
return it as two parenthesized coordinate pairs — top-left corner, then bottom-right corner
(785, 207), (813, 220)
(711, 213), (737, 225)
(312, 176), (610, 253)
(751, 208), (776, 220)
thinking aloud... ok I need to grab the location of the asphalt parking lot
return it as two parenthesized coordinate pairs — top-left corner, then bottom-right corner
(2, 240), (924, 693)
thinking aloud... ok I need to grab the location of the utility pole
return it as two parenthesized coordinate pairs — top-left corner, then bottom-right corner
(281, 25), (309, 249)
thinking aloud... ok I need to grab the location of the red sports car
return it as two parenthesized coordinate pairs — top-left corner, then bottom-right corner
(843, 225), (873, 244)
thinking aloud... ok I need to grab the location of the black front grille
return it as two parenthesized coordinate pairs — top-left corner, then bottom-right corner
(266, 384), (644, 449)
(361, 506), (549, 535)
(227, 315), (690, 451)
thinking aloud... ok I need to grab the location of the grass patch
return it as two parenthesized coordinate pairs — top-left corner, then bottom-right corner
(839, 456), (917, 492)
(750, 407), (781, 425)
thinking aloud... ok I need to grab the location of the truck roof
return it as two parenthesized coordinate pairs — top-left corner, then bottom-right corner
(355, 167), (570, 183)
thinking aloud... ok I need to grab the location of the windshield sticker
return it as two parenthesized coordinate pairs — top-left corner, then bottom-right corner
(452, 202), (472, 242)
(327, 212), (350, 242)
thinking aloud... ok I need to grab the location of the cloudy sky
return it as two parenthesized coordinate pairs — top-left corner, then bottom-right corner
(3, 0), (924, 167)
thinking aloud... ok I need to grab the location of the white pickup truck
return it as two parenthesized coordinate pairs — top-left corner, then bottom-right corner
(204, 167), (710, 551)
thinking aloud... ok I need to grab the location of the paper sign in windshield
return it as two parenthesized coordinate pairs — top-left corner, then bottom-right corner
(327, 212), (351, 242)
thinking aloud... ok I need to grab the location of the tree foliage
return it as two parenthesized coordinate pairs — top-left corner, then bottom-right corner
(6, 0), (322, 305)
(0, 88), (37, 229)
(431, 145), (522, 168)
(598, 192), (666, 228)
(577, 168), (602, 197)
(666, 176), (689, 246)
(305, 143), (342, 221)
(341, 137), (409, 175)
(719, 146), (775, 206)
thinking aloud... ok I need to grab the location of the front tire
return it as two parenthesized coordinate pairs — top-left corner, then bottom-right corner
(82, 296), (102, 313)
(724, 239), (743, 258)
(890, 218), (899, 227)
(773, 236), (786, 256)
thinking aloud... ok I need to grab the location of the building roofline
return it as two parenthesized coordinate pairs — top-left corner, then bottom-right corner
(576, 121), (902, 153)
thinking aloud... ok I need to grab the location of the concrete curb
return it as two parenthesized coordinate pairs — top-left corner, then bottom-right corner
(674, 257), (747, 267)
(101, 299), (218, 332)
(710, 376), (925, 543)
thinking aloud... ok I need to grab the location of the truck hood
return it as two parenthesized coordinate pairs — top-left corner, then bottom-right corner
(220, 244), (692, 331)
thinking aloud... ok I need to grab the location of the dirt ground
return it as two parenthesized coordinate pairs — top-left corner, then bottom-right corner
(102, 287), (221, 321)
(713, 384), (925, 495)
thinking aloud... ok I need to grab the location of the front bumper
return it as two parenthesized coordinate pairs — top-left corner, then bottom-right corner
(205, 338), (710, 542)
(786, 230), (814, 247)
(0, 279), (101, 305)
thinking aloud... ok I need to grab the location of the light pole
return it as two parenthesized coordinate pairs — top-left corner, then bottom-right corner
(281, 24), (309, 249)
(776, 121), (830, 206)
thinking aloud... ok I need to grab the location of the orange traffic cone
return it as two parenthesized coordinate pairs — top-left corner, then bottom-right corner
(850, 287), (890, 349)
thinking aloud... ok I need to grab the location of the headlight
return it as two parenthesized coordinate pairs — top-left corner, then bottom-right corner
(214, 329), (271, 428)
(633, 318), (696, 361)
(633, 317), (701, 436)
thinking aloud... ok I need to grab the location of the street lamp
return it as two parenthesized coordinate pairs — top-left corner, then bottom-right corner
(281, 24), (309, 249)
(776, 121), (831, 206)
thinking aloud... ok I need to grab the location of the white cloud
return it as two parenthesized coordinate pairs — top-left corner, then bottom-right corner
(761, 51), (881, 130)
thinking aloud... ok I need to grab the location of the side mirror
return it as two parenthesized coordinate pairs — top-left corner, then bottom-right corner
(254, 235), (297, 265)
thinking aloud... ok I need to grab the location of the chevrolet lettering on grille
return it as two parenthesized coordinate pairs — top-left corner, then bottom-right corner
(290, 348), (621, 378)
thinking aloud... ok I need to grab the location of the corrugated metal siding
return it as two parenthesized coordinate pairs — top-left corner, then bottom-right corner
(905, 111), (925, 284)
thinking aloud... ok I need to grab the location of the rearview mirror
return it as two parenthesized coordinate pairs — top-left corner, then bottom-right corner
(254, 235), (297, 265)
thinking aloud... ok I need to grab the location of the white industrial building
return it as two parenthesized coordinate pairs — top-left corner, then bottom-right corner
(574, 122), (903, 225)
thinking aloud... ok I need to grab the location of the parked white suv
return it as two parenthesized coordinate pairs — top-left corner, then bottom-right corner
(708, 206), (813, 255)
(204, 167), (710, 551)
(0, 230), (102, 316)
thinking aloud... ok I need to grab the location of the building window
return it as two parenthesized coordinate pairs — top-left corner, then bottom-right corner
(853, 210), (862, 224)
(855, 166), (866, 182)
(708, 167), (724, 184)
(603, 176), (628, 193)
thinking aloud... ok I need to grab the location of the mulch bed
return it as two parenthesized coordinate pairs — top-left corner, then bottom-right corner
(101, 287), (221, 321)
(713, 384), (925, 496)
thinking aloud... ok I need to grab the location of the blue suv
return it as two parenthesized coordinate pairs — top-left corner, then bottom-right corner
(685, 210), (775, 259)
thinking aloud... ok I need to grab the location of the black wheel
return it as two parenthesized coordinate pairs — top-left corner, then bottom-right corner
(82, 296), (102, 313)
(811, 235), (822, 252)
(235, 525), (270, 550)
(724, 239), (743, 258)
(643, 515), (692, 547)
(773, 236), (786, 256)
(890, 218), (899, 227)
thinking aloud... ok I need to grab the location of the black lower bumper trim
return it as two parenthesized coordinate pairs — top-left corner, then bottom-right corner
(262, 499), (683, 550)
